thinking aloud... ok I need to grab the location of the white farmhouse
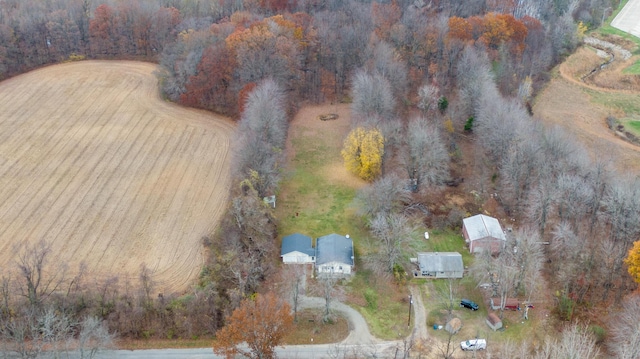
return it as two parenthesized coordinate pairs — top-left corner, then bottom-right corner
(315, 233), (354, 277)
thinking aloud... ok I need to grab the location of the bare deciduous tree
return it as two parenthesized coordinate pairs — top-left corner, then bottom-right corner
(401, 116), (450, 190)
(533, 324), (599, 359)
(355, 174), (411, 219)
(609, 294), (640, 359)
(417, 83), (440, 115)
(436, 278), (460, 320)
(15, 240), (66, 307)
(279, 264), (307, 322)
(367, 212), (414, 276)
(233, 79), (288, 197)
(78, 316), (115, 359)
(351, 69), (395, 122)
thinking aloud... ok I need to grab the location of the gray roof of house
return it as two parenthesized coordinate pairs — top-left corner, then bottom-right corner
(417, 252), (463, 272)
(316, 233), (354, 266)
(281, 233), (315, 257)
(463, 214), (506, 241)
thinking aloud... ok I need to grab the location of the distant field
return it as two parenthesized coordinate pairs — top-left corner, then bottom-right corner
(0, 61), (234, 293)
(534, 47), (640, 173)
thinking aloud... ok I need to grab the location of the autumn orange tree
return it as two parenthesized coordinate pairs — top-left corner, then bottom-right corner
(341, 127), (385, 182)
(213, 292), (293, 359)
(625, 240), (640, 284)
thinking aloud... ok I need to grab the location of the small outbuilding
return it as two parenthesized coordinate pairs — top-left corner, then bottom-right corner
(414, 252), (464, 278)
(281, 233), (315, 264)
(315, 233), (354, 277)
(445, 318), (463, 334)
(486, 313), (503, 331)
(462, 214), (507, 254)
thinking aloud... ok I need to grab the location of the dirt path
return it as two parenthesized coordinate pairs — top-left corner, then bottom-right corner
(410, 286), (429, 341)
(535, 43), (640, 172)
(0, 61), (234, 293)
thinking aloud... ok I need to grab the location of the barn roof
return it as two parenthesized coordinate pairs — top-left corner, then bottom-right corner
(281, 233), (315, 257)
(316, 233), (354, 266)
(417, 252), (463, 273)
(463, 214), (507, 241)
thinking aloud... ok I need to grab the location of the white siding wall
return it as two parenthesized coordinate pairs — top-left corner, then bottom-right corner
(317, 261), (352, 275)
(282, 251), (315, 264)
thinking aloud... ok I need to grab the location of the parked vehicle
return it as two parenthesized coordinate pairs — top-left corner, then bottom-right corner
(490, 297), (520, 311)
(460, 299), (479, 311)
(461, 339), (487, 351)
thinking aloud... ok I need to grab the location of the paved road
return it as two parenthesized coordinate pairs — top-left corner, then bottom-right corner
(104, 343), (398, 359)
(611, 0), (640, 38)
(89, 289), (433, 358)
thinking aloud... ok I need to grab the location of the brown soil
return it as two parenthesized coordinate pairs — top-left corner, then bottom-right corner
(536, 46), (640, 173)
(0, 61), (235, 293)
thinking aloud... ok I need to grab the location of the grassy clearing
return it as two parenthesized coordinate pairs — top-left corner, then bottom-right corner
(627, 120), (640, 131)
(276, 126), (366, 240)
(275, 107), (409, 339)
(619, 117), (640, 137)
(583, 88), (640, 114)
(623, 60), (640, 74)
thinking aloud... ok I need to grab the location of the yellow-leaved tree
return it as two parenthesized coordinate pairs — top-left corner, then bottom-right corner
(625, 240), (640, 284)
(341, 127), (384, 181)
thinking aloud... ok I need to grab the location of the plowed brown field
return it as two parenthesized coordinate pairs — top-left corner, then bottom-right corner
(0, 61), (234, 293)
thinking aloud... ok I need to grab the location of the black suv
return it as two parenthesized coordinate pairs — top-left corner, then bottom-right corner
(460, 299), (479, 311)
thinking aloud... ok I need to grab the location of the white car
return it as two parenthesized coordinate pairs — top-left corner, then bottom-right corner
(460, 339), (487, 351)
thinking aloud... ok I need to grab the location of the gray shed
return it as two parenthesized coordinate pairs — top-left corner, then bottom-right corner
(486, 313), (503, 331)
(445, 318), (462, 334)
(415, 252), (464, 278)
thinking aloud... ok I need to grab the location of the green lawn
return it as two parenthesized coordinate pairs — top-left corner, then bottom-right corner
(627, 120), (640, 131)
(623, 60), (640, 74)
(584, 88), (640, 114)
(275, 111), (409, 339)
(275, 124), (367, 240)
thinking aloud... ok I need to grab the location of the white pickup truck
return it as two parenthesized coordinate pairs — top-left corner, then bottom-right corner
(460, 339), (487, 351)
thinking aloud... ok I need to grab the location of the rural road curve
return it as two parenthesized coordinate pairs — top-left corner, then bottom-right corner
(297, 295), (377, 345)
(94, 290), (431, 358)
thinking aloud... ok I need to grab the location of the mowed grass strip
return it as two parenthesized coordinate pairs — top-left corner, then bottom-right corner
(623, 59), (640, 74)
(0, 61), (235, 292)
